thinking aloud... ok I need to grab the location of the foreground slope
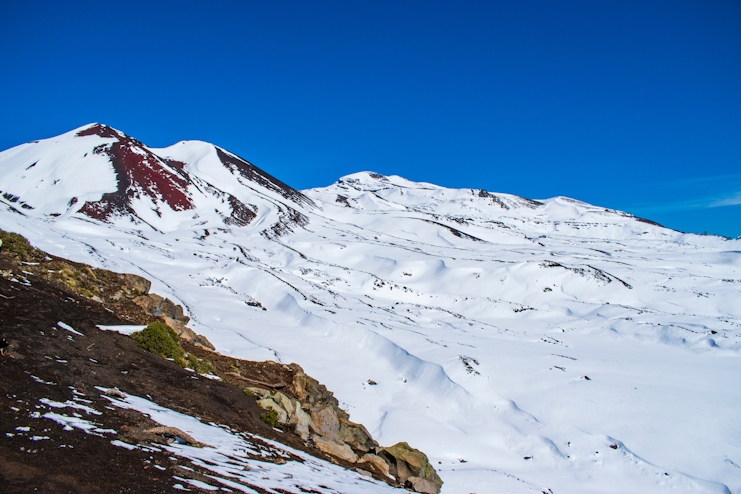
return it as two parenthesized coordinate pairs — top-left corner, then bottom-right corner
(1, 125), (740, 493)
(0, 233), (402, 493)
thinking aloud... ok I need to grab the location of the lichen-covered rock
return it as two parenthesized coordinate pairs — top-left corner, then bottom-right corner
(246, 388), (311, 440)
(312, 435), (358, 463)
(379, 442), (442, 493)
(240, 362), (436, 487)
(339, 418), (377, 453)
(291, 367), (338, 407)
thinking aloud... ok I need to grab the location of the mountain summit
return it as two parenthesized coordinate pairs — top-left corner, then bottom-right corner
(0, 123), (312, 235)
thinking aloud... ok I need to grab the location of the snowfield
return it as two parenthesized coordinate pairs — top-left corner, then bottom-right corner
(1, 125), (740, 493)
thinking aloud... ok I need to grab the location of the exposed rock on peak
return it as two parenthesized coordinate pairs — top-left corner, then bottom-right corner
(215, 147), (315, 209)
(76, 124), (194, 221)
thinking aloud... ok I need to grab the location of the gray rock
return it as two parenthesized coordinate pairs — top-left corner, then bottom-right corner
(309, 404), (341, 442)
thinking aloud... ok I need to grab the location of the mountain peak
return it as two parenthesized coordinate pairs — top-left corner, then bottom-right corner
(75, 123), (127, 140)
(0, 125), (317, 236)
(337, 171), (440, 192)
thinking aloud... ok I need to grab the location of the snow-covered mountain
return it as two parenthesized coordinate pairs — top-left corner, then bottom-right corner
(1, 124), (740, 493)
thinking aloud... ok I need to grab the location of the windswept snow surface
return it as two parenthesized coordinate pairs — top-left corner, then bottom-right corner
(1, 127), (740, 493)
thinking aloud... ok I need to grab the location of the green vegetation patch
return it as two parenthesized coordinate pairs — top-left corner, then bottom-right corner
(260, 408), (280, 428)
(0, 230), (36, 261)
(187, 353), (216, 375)
(131, 322), (216, 374)
(132, 321), (187, 366)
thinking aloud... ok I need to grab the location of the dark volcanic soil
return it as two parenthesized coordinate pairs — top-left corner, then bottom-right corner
(0, 243), (373, 492)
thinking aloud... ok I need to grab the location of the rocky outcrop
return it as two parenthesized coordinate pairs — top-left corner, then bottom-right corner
(132, 292), (214, 350)
(246, 381), (388, 471)
(116, 277), (215, 350)
(0, 230), (215, 350)
(244, 367), (442, 493)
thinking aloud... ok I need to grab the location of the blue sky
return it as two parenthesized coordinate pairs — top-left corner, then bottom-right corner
(1, 1), (739, 237)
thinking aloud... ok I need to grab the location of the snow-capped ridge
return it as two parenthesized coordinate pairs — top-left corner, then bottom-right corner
(0, 124), (316, 236)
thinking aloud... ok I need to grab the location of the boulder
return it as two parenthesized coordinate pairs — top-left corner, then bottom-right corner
(134, 294), (190, 324)
(123, 273), (151, 296)
(358, 453), (393, 479)
(339, 418), (377, 453)
(163, 316), (215, 350)
(379, 442), (442, 492)
(144, 426), (209, 448)
(406, 476), (440, 494)
(312, 435), (358, 463)
(190, 332), (216, 350)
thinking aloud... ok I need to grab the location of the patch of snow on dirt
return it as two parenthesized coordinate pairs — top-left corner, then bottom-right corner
(99, 388), (402, 493)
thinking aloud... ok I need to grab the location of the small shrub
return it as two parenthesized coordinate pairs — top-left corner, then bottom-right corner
(186, 353), (215, 374)
(260, 409), (280, 428)
(244, 389), (254, 397)
(131, 322), (218, 374)
(131, 322), (186, 366)
(0, 230), (34, 260)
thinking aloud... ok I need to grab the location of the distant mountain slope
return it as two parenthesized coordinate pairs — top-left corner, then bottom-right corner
(1, 125), (739, 494)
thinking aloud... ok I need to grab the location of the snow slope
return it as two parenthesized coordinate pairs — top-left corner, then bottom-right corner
(1, 125), (740, 493)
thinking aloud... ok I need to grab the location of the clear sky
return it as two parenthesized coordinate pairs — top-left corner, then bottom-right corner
(1, 1), (739, 237)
